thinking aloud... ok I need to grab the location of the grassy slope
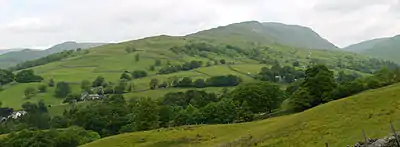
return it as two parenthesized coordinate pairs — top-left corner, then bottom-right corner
(82, 83), (400, 147)
(0, 25), (373, 114)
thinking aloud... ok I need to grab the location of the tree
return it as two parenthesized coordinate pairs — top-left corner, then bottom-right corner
(135, 53), (140, 62)
(206, 75), (241, 87)
(302, 64), (337, 103)
(92, 76), (105, 87)
(127, 82), (134, 92)
(125, 46), (136, 53)
(194, 79), (206, 88)
(0, 69), (14, 85)
(24, 87), (37, 99)
(200, 99), (238, 124)
(114, 80), (128, 94)
(129, 97), (159, 131)
(149, 78), (159, 90)
(289, 64), (337, 111)
(220, 59), (226, 64)
(131, 70), (147, 79)
(176, 77), (193, 87)
(81, 80), (91, 92)
(15, 69), (43, 83)
(231, 82), (284, 113)
(120, 72), (132, 80)
(155, 59), (162, 66)
(205, 62), (212, 67)
(149, 65), (156, 71)
(48, 78), (55, 87)
(38, 84), (47, 93)
(64, 93), (81, 104)
(55, 82), (71, 98)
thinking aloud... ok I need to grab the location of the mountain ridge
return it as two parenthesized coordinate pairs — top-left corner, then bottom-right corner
(190, 21), (339, 50)
(344, 35), (400, 63)
(0, 42), (107, 68)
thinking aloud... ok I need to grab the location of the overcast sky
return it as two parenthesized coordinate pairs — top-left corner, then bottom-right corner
(1, 0), (399, 49)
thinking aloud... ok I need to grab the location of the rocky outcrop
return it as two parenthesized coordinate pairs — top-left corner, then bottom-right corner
(353, 134), (400, 147)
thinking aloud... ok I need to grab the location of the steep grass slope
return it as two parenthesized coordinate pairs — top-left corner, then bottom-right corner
(82, 83), (400, 147)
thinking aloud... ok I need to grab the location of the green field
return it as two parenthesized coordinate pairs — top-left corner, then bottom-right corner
(81, 83), (400, 147)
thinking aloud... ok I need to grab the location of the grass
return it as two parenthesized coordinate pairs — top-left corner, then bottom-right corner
(82, 83), (400, 147)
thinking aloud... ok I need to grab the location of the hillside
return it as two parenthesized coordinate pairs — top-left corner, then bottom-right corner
(0, 21), (393, 114)
(191, 21), (339, 50)
(81, 83), (400, 147)
(0, 42), (107, 68)
(344, 35), (400, 63)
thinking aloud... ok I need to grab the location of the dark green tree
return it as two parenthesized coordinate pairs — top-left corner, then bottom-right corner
(149, 78), (159, 90)
(24, 87), (37, 99)
(0, 69), (14, 85)
(194, 79), (206, 88)
(48, 78), (55, 87)
(92, 76), (105, 87)
(15, 70), (43, 83)
(81, 80), (91, 92)
(129, 97), (159, 131)
(231, 82), (284, 113)
(55, 82), (71, 98)
(135, 53), (140, 62)
(120, 72), (132, 80)
(38, 84), (47, 93)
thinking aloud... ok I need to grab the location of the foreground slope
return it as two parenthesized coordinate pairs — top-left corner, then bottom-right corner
(345, 35), (400, 63)
(82, 83), (400, 147)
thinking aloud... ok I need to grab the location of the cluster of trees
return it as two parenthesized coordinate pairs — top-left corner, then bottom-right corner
(1, 80), (285, 140)
(158, 60), (203, 74)
(11, 49), (88, 71)
(0, 69), (43, 85)
(257, 64), (304, 83)
(20, 81), (283, 138)
(288, 64), (400, 112)
(120, 70), (148, 80)
(149, 75), (241, 90)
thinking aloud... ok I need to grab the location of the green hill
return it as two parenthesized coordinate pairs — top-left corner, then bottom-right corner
(0, 42), (107, 68)
(0, 21), (391, 114)
(344, 35), (400, 63)
(81, 83), (400, 147)
(191, 21), (339, 50)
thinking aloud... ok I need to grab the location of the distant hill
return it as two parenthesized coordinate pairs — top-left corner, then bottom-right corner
(191, 21), (339, 50)
(0, 49), (26, 55)
(0, 42), (107, 68)
(344, 35), (400, 62)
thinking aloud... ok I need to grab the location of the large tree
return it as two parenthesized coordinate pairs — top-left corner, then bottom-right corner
(15, 70), (43, 83)
(55, 82), (72, 98)
(231, 82), (284, 113)
(129, 97), (159, 131)
(0, 69), (14, 85)
(289, 64), (337, 111)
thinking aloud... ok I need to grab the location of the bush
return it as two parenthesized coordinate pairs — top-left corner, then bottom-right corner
(38, 84), (47, 93)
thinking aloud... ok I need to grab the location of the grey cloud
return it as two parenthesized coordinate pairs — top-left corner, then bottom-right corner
(1, 0), (400, 48)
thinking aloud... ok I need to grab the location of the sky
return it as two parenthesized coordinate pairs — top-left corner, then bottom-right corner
(0, 0), (399, 49)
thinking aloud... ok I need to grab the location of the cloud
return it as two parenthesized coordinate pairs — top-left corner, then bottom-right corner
(0, 0), (399, 48)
